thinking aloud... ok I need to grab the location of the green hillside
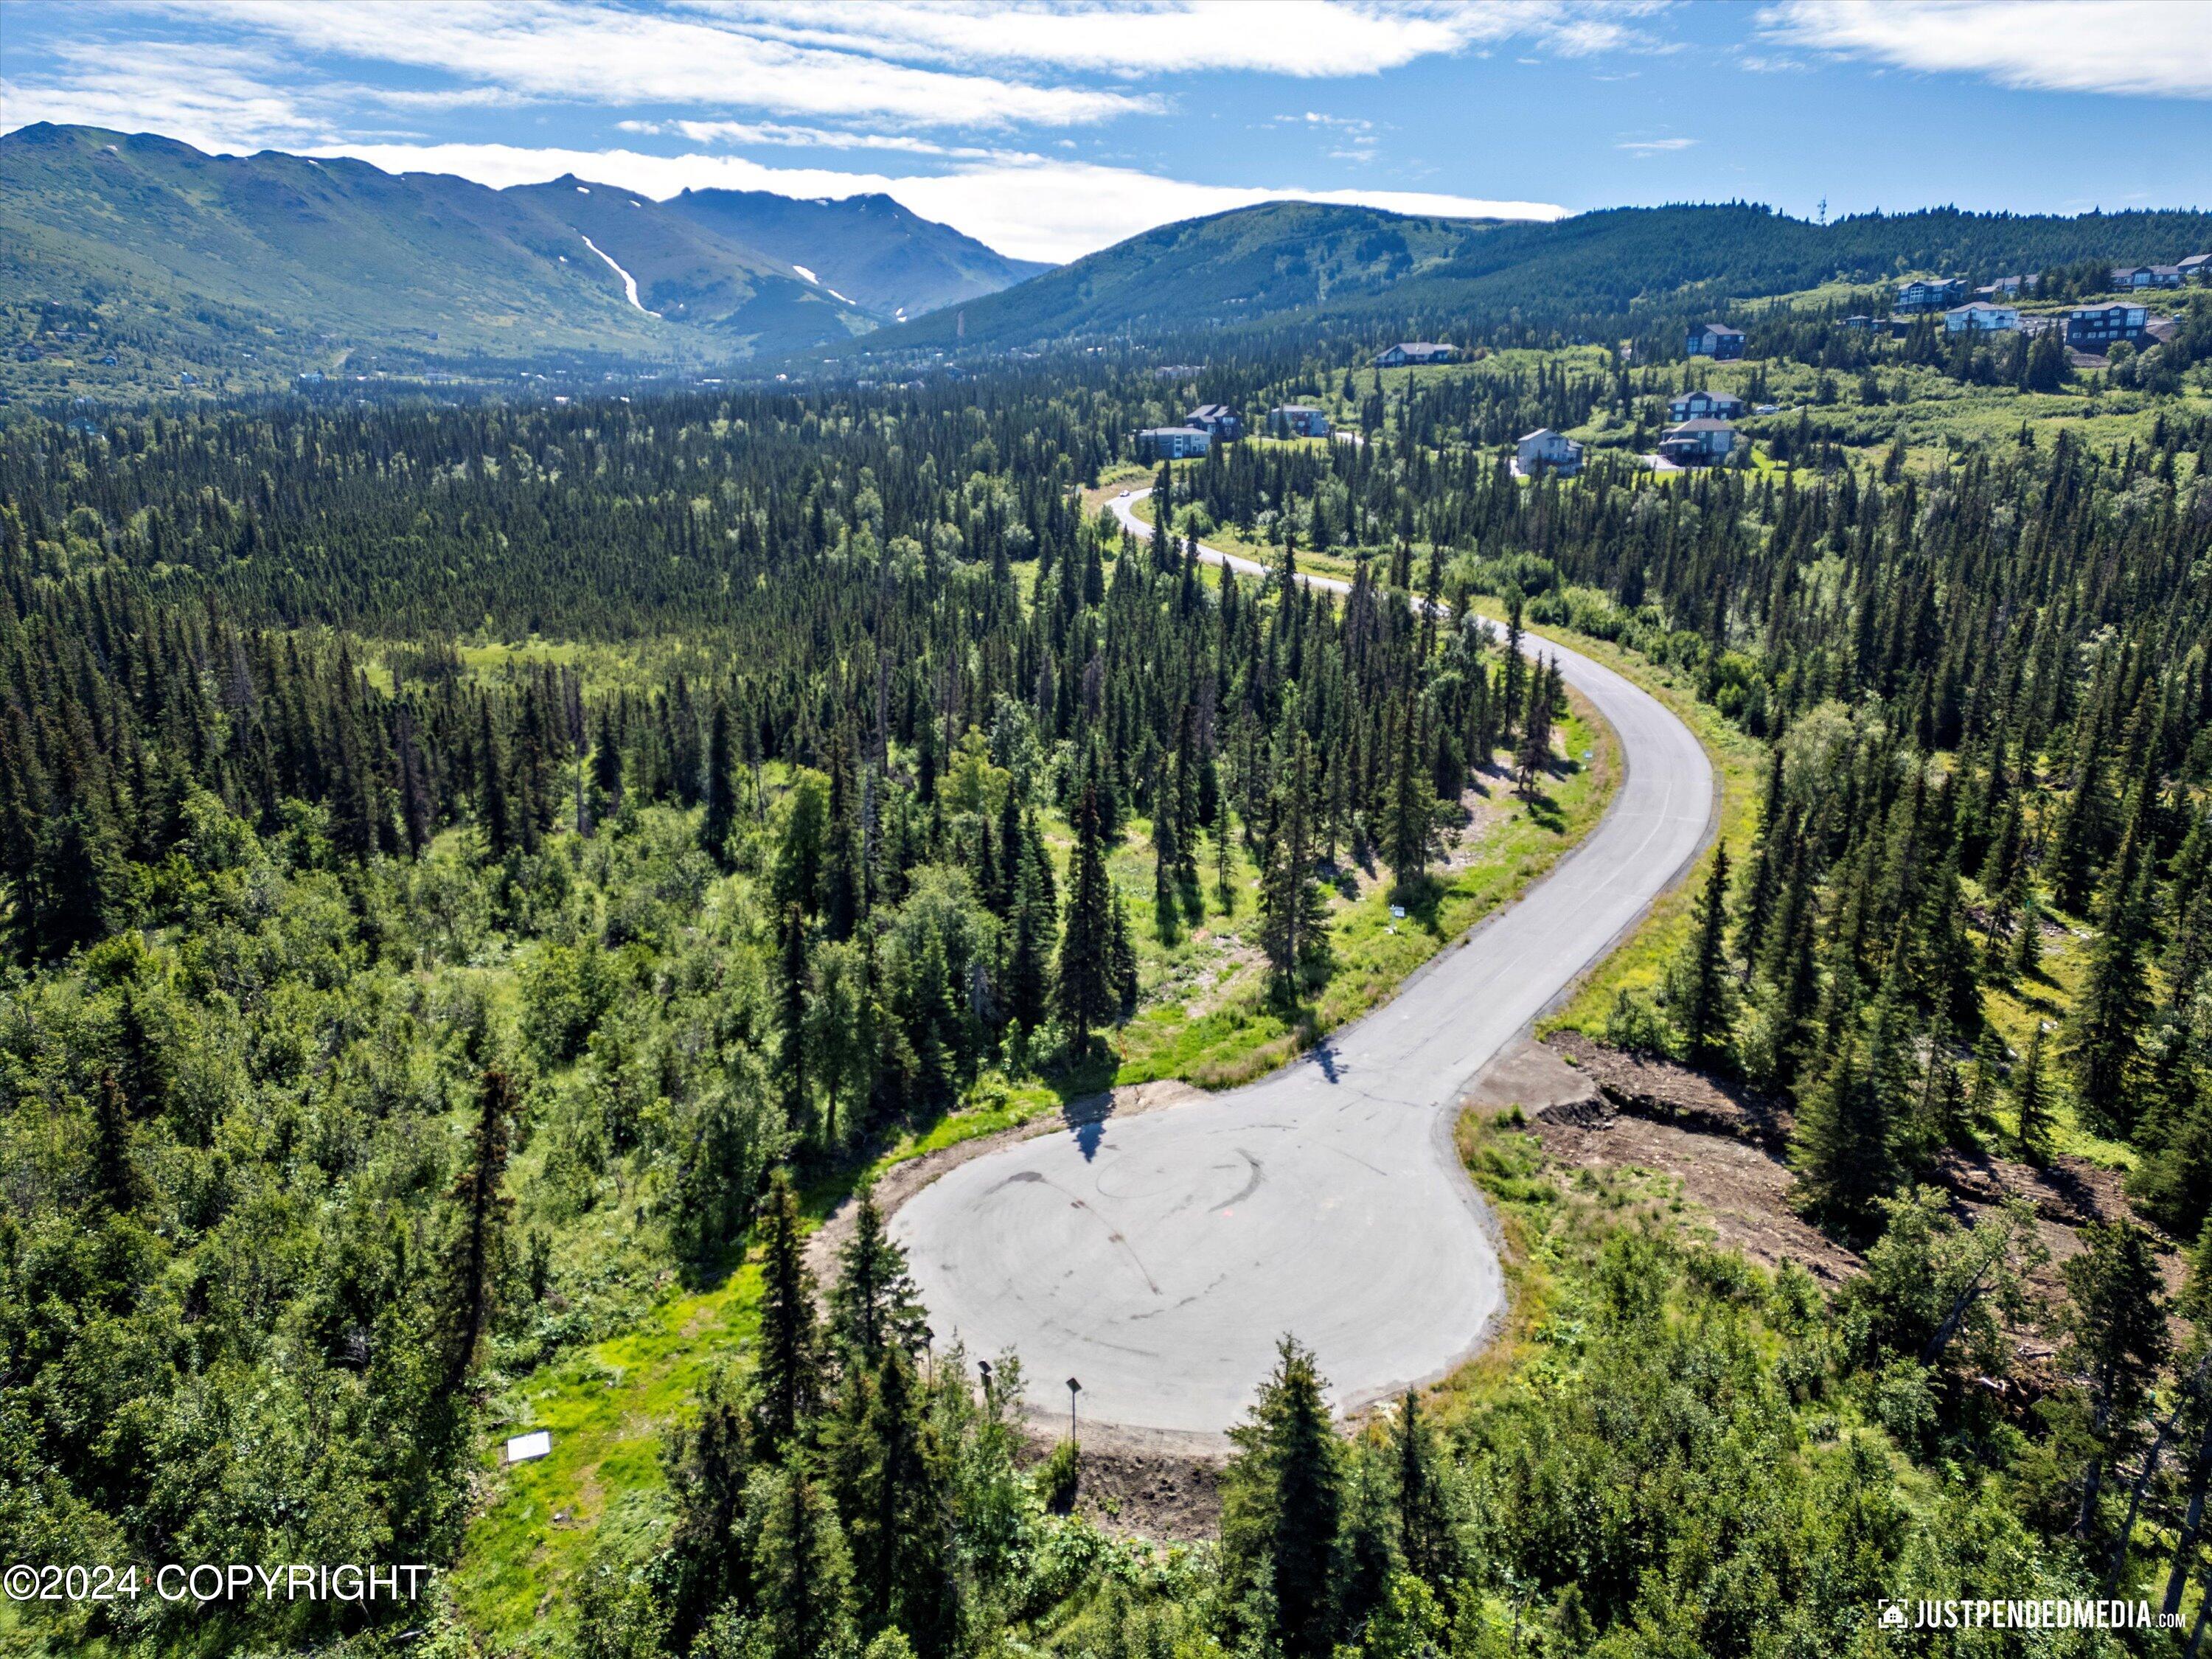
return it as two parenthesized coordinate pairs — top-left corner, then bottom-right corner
(877, 199), (1499, 350)
(863, 199), (2212, 358)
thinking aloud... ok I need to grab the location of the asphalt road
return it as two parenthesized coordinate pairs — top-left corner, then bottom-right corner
(890, 490), (1715, 1434)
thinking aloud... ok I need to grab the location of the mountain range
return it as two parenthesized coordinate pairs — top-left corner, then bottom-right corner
(0, 123), (1045, 389)
(5, 122), (2209, 399)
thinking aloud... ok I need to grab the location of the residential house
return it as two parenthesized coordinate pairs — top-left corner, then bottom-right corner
(1944, 301), (2021, 333)
(1983, 274), (2039, 296)
(2178, 253), (2211, 283)
(1153, 364), (1203, 380)
(2066, 302), (2151, 350)
(1268, 405), (1332, 439)
(1658, 417), (1736, 467)
(2111, 264), (2185, 290)
(1135, 426), (1211, 462)
(1843, 315), (1876, 330)
(1515, 428), (1583, 478)
(1896, 277), (1966, 313)
(1186, 403), (1242, 440)
(1685, 322), (1746, 360)
(1668, 389), (1745, 421)
(1374, 341), (1457, 368)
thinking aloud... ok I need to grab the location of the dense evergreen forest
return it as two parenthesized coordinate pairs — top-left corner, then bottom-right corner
(1, 330), (2210, 1657)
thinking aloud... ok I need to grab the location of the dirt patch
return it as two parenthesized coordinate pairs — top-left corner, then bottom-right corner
(1533, 1107), (1864, 1286)
(1545, 1029), (1790, 1149)
(1520, 1034), (2183, 1304)
(1015, 1426), (1228, 1542)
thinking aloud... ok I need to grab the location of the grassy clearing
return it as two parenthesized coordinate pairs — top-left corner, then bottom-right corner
(1432, 1105), (1696, 1429)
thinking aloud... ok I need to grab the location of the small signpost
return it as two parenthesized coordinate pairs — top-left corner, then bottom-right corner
(1067, 1377), (1082, 1445)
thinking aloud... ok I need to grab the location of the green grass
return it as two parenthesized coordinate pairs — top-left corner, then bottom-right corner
(451, 1072), (1067, 1652)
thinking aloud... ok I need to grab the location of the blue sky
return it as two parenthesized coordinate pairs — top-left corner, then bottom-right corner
(3, 1), (2207, 262)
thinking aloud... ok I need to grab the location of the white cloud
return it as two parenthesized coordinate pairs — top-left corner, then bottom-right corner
(164, 0), (1155, 127)
(0, 39), (337, 152)
(1761, 1), (2212, 98)
(316, 141), (1564, 262)
(1616, 136), (1697, 154)
(686, 0), (1669, 78)
(622, 119), (1030, 160)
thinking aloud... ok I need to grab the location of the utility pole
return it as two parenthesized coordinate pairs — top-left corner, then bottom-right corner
(1817, 196), (1828, 226)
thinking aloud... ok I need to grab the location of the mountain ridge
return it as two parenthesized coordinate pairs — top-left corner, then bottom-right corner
(0, 123), (1046, 392)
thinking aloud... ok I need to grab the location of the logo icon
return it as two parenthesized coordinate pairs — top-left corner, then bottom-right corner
(1878, 1600), (1906, 1629)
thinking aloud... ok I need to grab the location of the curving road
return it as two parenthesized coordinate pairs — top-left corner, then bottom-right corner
(891, 490), (1715, 1435)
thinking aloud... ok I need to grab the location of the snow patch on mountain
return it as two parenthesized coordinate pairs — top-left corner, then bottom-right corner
(791, 264), (818, 285)
(578, 234), (655, 316)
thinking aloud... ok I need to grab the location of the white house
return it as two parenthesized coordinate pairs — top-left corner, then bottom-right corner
(1668, 389), (1745, 421)
(1135, 426), (1211, 461)
(1944, 301), (2021, 334)
(1515, 428), (1583, 477)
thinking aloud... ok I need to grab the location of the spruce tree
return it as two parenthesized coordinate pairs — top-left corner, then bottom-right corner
(1792, 1035), (1896, 1235)
(1259, 726), (1328, 1000)
(1151, 768), (1181, 942)
(1391, 1389), (1455, 1590)
(841, 1348), (957, 1657)
(2015, 1023), (2054, 1164)
(752, 1169), (824, 1455)
(1385, 695), (1431, 893)
(591, 700), (625, 825)
(1673, 845), (1736, 1070)
(1220, 1338), (1346, 1659)
(662, 1363), (755, 1650)
(2067, 830), (2153, 1135)
(1055, 785), (1118, 1059)
(747, 1464), (857, 1659)
(701, 699), (739, 869)
(828, 1186), (930, 1368)
(443, 1066), (518, 1392)
(776, 904), (813, 1143)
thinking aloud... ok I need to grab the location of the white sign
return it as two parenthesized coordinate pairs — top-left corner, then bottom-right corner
(505, 1430), (552, 1464)
(1390, 905), (1407, 920)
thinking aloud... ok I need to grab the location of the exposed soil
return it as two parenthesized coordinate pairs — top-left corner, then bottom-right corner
(1014, 1431), (1228, 1544)
(1525, 1032), (2183, 1306)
